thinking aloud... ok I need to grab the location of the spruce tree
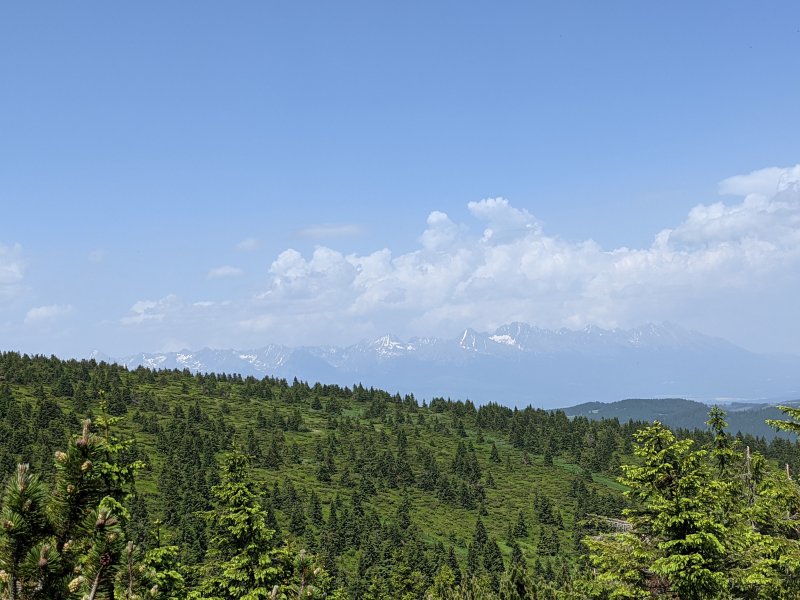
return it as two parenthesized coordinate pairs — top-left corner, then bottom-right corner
(585, 416), (800, 599)
(512, 510), (528, 539)
(489, 442), (500, 464)
(482, 538), (504, 592)
(193, 451), (292, 600)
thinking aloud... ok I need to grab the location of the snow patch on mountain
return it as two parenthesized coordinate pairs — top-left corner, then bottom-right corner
(97, 321), (800, 408)
(489, 334), (517, 347)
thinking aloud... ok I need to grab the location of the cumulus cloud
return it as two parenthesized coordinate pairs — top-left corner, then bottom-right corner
(25, 304), (72, 325)
(467, 197), (541, 242)
(239, 166), (800, 342)
(105, 165), (798, 351)
(295, 224), (363, 239)
(208, 265), (244, 279)
(0, 243), (25, 301)
(419, 211), (461, 251)
(667, 166), (800, 249)
(121, 294), (180, 325)
(718, 166), (795, 197)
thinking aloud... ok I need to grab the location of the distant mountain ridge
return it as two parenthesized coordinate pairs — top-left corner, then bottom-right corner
(96, 322), (800, 409)
(562, 397), (800, 440)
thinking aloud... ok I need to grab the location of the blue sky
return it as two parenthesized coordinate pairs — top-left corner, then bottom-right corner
(1, 1), (799, 357)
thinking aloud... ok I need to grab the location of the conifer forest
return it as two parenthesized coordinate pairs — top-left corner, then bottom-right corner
(2, 351), (800, 599)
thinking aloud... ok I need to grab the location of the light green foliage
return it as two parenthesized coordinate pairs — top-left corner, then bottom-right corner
(119, 543), (186, 600)
(194, 451), (329, 600)
(585, 416), (800, 600)
(195, 451), (292, 600)
(766, 405), (800, 436)
(706, 405), (738, 477)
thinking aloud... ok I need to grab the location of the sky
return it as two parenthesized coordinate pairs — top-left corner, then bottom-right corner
(1, 2), (799, 358)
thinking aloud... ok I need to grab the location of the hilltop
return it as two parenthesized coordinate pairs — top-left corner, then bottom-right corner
(3, 351), (800, 598)
(563, 397), (800, 441)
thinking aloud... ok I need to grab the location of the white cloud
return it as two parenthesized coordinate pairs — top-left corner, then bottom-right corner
(261, 247), (359, 309)
(419, 211), (461, 251)
(236, 237), (261, 251)
(718, 166), (791, 197)
(121, 294), (180, 325)
(25, 304), (72, 325)
(207, 265), (244, 279)
(467, 197), (541, 242)
(239, 164), (800, 343)
(295, 224), (363, 239)
(0, 243), (25, 301)
(102, 165), (799, 352)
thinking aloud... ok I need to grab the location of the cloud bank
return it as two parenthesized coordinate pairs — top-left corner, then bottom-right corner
(113, 165), (800, 354)
(246, 165), (800, 343)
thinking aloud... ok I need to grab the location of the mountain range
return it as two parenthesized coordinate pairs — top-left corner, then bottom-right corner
(92, 322), (800, 409)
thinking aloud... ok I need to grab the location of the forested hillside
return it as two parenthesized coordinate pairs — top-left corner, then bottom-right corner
(564, 397), (800, 441)
(2, 351), (800, 599)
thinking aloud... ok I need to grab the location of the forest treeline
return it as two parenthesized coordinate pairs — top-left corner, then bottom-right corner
(2, 351), (800, 599)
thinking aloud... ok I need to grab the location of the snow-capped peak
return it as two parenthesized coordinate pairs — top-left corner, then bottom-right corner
(489, 334), (519, 347)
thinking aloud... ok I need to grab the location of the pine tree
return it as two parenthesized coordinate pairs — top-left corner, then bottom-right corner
(466, 543), (480, 576)
(584, 416), (800, 600)
(194, 450), (293, 599)
(490, 442), (500, 464)
(472, 518), (488, 553)
(512, 510), (528, 539)
(482, 538), (505, 591)
(707, 405), (737, 476)
(537, 527), (559, 557)
(309, 491), (324, 527)
(0, 463), (50, 599)
(447, 545), (461, 587)
(0, 418), (161, 600)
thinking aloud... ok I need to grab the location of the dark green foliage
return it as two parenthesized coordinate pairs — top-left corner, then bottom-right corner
(512, 510), (528, 539)
(489, 441), (500, 464)
(537, 527), (560, 556)
(0, 416), (179, 600)
(483, 538), (505, 590)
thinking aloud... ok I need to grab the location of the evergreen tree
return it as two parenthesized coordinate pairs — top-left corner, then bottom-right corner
(0, 463), (50, 599)
(0, 418), (162, 600)
(585, 417), (800, 600)
(447, 545), (461, 587)
(472, 518), (488, 553)
(489, 442), (500, 464)
(512, 510), (528, 539)
(194, 451), (292, 599)
(482, 538), (504, 591)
